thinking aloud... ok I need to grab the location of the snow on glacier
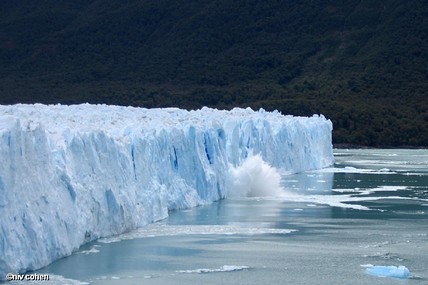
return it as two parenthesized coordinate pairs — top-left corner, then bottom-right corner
(0, 104), (333, 279)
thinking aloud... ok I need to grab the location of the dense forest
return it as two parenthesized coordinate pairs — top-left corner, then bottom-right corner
(0, 0), (427, 147)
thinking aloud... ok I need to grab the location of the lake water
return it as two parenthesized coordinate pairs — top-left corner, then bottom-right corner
(11, 149), (428, 285)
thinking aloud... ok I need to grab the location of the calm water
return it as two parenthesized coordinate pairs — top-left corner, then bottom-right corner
(13, 149), (428, 285)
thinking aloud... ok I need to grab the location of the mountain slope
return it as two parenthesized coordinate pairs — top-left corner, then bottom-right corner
(1, 0), (427, 146)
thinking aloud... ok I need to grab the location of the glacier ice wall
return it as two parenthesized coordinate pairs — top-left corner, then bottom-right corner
(0, 104), (333, 278)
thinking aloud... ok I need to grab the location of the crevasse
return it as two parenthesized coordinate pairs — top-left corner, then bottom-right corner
(0, 104), (333, 279)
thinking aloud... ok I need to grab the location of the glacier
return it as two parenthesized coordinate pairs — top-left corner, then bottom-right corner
(0, 104), (333, 279)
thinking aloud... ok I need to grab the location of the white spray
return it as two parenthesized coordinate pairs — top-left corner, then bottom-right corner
(227, 154), (286, 198)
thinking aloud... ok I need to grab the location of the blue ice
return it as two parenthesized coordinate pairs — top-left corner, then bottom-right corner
(365, 265), (410, 279)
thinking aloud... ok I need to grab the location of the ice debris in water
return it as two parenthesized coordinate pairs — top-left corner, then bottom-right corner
(361, 264), (410, 279)
(176, 265), (250, 274)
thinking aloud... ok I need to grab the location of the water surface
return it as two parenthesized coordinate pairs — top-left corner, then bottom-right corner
(15, 149), (428, 284)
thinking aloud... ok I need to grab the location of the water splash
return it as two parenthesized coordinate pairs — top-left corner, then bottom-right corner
(227, 154), (285, 198)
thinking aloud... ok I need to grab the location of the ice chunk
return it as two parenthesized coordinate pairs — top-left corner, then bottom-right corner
(0, 104), (333, 279)
(362, 264), (410, 279)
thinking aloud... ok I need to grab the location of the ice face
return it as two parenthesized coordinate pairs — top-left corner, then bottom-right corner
(0, 104), (333, 279)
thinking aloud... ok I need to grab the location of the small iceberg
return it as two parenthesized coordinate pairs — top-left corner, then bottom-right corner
(361, 264), (410, 279)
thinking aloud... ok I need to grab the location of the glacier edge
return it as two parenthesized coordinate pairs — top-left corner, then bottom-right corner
(0, 104), (333, 279)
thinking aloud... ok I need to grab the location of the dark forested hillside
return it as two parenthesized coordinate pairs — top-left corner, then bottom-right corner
(1, 0), (427, 146)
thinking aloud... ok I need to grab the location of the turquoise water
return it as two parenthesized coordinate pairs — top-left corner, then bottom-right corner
(13, 149), (428, 284)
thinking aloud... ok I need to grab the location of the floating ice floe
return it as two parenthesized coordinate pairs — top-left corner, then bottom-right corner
(77, 246), (100, 255)
(361, 264), (410, 279)
(98, 224), (296, 243)
(176, 265), (249, 274)
(313, 166), (397, 174)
